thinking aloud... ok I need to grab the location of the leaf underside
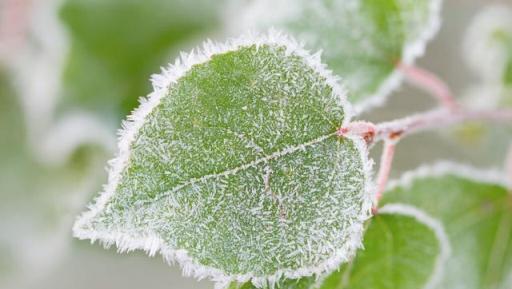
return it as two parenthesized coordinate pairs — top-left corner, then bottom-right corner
(232, 213), (441, 289)
(75, 42), (371, 280)
(383, 172), (512, 289)
(234, 0), (438, 107)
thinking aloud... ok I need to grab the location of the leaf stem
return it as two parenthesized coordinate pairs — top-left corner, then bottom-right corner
(373, 107), (512, 144)
(374, 139), (397, 211)
(340, 107), (512, 207)
(397, 63), (458, 111)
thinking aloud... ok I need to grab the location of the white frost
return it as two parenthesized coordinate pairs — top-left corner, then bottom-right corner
(386, 161), (511, 192)
(73, 30), (373, 288)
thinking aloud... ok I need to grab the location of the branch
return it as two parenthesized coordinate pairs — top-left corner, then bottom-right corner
(397, 63), (458, 111)
(373, 108), (512, 144)
(374, 139), (397, 211)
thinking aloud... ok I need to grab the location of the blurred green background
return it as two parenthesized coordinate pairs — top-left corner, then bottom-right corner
(0, 0), (510, 288)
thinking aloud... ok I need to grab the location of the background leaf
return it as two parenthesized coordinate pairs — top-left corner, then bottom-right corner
(0, 65), (105, 288)
(58, 0), (226, 122)
(229, 0), (441, 112)
(382, 163), (512, 289)
(73, 38), (372, 284)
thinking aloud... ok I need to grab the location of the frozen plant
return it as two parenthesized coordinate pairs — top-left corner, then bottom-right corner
(72, 1), (512, 289)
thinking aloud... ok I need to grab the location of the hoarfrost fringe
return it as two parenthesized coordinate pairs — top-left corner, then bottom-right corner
(73, 30), (374, 288)
(379, 203), (451, 289)
(224, 0), (443, 115)
(386, 161), (511, 192)
(352, 0), (443, 114)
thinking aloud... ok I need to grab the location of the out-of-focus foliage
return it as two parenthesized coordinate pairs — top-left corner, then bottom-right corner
(383, 170), (512, 289)
(58, 0), (225, 121)
(451, 5), (512, 164)
(0, 65), (104, 288)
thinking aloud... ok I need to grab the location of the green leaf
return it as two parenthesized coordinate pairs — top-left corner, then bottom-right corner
(73, 33), (373, 285)
(232, 205), (446, 289)
(382, 162), (512, 289)
(58, 0), (225, 121)
(230, 0), (441, 112)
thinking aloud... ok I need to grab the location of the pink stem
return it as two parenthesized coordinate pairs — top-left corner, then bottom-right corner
(374, 139), (396, 209)
(374, 108), (512, 144)
(0, 0), (32, 58)
(398, 63), (458, 111)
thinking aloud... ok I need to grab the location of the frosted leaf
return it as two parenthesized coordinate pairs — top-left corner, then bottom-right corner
(228, 0), (442, 113)
(73, 32), (373, 286)
(383, 162), (512, 289)
(231, 204), (447, 289)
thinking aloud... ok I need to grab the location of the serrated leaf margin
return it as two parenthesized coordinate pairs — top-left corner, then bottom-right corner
(72, 30), (375, 287)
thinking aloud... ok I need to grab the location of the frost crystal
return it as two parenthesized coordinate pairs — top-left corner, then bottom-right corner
(227, 0), (442, 113)
(73, 31), (373, 287)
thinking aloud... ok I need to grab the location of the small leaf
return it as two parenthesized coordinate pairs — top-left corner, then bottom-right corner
(382, 162), (512, 289)
(229, 0), (442, 112)
(73, 32), (373, 285)
(232, 205), (446, 289)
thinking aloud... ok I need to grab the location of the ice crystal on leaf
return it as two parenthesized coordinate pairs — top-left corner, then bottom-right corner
(228, 0), (442, 113)
(231, 204), (448, 289)
(73, 32), (373, 287)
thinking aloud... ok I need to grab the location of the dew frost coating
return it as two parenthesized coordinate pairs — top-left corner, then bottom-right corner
(232, 0), (441, 113)
(74, 37), (372, 284)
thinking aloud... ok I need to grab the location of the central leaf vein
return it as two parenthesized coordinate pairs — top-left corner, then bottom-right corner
(145, 132), (338, 205)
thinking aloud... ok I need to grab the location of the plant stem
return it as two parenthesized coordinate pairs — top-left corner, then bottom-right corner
(373, 107), (512, 144)
(397, 63), (458, 111)
(339, 107), (512, 206)
(374, 139), (396, 211)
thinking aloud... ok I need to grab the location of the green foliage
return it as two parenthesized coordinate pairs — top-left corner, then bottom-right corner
(73, 38), (372, 283)
(382, 167), (512, 289)
(232, 0), (440, 110)
(58, 0), (224, 121)
(232, 212), (441, 289)
(0, 66), (105, 287)
(463, 5), (512, 108)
